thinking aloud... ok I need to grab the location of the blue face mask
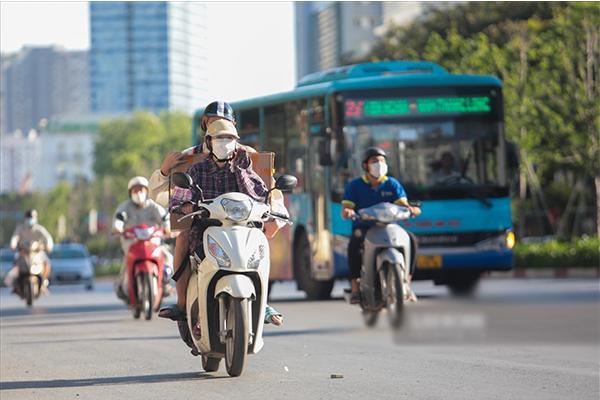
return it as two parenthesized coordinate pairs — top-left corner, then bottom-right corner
(25, 218), (35, 227)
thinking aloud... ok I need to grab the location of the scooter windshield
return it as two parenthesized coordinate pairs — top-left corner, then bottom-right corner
(359, 203), (411, 223)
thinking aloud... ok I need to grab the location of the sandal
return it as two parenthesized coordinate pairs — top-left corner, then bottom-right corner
(349, 292), (361, 305)
(158, 304), (186, 321)
(264, 305), (283, 326)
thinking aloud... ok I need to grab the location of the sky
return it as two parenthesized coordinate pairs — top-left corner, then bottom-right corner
(0, 1), (296, 102)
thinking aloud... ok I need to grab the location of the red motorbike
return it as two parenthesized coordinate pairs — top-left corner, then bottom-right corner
(117, 218), (166, 320)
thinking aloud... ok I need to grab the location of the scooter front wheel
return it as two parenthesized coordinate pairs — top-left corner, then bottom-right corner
(142, 273), (154, 321)
(224, 297), (248, 377)
(362, 309), (379, 327)
(385, 265), (404, 328)
(24, 278), (34, 307)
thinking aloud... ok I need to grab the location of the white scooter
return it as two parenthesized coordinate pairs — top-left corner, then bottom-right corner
(172, 173), (296, 377)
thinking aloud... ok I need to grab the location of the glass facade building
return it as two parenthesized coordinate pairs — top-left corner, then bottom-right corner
(90, 2), (207, 114)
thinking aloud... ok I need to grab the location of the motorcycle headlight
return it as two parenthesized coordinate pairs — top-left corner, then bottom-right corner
(221, 198), (252, 222)
(30, 264), (43, 275)
(207, 235), (231, 268)
(247, 244), (265, 269)
(134, 227), (152, 240)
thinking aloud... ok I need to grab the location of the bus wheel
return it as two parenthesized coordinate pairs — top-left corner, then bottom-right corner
(294, 233), (334, 300)
(447, 271), (481, 297)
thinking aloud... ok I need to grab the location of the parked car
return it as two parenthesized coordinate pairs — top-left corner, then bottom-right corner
(49, 243), (95, 290)
(0, 247), (16, 286)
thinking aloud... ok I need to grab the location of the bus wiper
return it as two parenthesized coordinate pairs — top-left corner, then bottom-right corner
(466, 185), (492, 208)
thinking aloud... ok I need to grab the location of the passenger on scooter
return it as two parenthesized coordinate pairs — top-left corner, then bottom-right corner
(341, 147), (421, 304)
(158, 118), (285, 325)
(9, 209), (54, 291)
(113, 176), (171, 302)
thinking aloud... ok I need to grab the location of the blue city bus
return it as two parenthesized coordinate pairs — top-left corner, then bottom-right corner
(192, 61), (517, 299)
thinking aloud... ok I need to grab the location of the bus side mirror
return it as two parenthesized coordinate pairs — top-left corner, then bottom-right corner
(506, 141), (519, 170)
(318, 139), (333, 166)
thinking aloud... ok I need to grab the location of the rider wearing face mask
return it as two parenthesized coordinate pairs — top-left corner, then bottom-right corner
(112, 176), (171, 302)
(158, 119), (286, 327)
(341, 147), (421, 304)
(8, 209), (54, 291)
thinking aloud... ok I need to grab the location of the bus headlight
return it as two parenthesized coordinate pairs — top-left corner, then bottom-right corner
(506, 231), (516, 249)
(207, 235), (231, 268)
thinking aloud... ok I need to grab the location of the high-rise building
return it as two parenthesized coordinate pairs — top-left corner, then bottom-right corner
(296, 2), (382, 80)
(0, 47), (89, 135)
(90, 2), (208, 114)
(295, 1), (429, 81)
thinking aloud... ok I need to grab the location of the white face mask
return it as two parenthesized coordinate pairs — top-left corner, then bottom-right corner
(212, 138), (237, 160)
(131, 191), (147, 206)
(368, 161), (388, 178)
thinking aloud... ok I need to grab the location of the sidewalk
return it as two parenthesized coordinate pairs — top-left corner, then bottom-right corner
(488, 267), (599, 279)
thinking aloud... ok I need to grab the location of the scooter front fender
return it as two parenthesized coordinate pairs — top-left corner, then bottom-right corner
(376, 248), (406, 271)
(214, 274), (256, 300)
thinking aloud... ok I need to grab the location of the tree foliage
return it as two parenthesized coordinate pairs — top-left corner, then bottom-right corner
(366, 2), (600, 237)
(0, 111), (191, 254)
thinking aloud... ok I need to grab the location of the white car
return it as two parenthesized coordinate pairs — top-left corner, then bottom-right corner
(0, 248), (16, 286)
(49, 243), (95, 290)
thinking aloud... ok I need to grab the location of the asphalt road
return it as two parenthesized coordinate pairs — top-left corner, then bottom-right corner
(1, 278), (599, 400)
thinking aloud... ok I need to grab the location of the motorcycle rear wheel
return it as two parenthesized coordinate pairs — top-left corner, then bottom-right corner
(224, 297), (248, 377)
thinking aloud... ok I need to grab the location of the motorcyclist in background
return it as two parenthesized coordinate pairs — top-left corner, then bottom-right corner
(112, 176), (171, 302)
(9, 209), (54, 292)
(341, 147), (421, 304)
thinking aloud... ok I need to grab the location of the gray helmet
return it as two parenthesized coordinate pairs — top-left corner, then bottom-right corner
(362, 147), (386, 165)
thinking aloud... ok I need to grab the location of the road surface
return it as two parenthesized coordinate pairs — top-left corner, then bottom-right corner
(1, 278), (598, 400)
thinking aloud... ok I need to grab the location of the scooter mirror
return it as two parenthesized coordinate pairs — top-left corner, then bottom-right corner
(172, 172), (193, 189)
(274, 174), (297, 192)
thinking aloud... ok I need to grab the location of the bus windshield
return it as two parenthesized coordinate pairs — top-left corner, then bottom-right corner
(335, 89), (506, 200)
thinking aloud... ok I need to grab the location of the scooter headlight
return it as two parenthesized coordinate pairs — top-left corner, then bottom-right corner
(30, 263), (43, 275)
(247, 244), (265, 269)
(134, 227), (153, 240)
(221, 198), (252, 222)
(207, 235), (231, 268)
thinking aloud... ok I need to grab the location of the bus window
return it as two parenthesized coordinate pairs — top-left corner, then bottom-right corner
(264, 104), (286, 171)
(239, 108), (260, 150)
(285, 101), (308, 190)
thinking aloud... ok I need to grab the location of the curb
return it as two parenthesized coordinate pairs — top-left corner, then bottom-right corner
(488, 268), (600, 280)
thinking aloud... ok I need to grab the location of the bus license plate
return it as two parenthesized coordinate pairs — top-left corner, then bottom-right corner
(417, 255), (442, 269)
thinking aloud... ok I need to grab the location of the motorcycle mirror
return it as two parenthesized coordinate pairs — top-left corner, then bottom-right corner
(172, 172), (193, 189)
(274, 174), (297, 192)
(115, 211), (127, 222)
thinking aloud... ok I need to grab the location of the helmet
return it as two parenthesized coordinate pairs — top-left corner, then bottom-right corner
(127, 176), (149, 191)
(362, 147), (386, 165)
(201, 101), (236, 131)
(24, 209), (38, 219)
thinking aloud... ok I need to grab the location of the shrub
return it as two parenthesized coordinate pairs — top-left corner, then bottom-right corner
(514, 236), (599, 268)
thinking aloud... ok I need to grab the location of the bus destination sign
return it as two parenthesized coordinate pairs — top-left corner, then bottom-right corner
(344, 96), (492, 119)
